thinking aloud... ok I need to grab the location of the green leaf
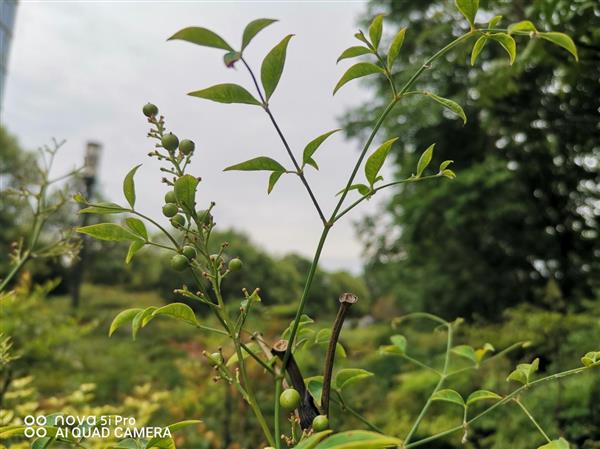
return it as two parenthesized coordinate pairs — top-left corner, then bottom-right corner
(226, 341), (261, 367)
(471, 36), (488, 66)
(380, 334), (407, 355)
(174, 174), (198, 213)
(109, 308), (143, 336)
(334, 368), (374, 391)
(261, 34), (293, 100)
(490, 33), (516, 65)
(416, 143), (435, 177)
(131, 307), (156, 340)
(167, 27), (232, 51)
(153, 303), (199, 327)
(313, 430), (401, 449)
(354, 31), (371, 47)
(337, 46), (372, 63)
(442, 169), (457, 179)
(507, 357), (540, 384)
(424, 92), (467, 124)
(474, 343), (495, 363)
(124, 217), (148, 240)
(225, 156), (286, 172)
(333, 62), (383, 95)
(340, 183), (371, 196)
(241, 18), (277, 50)
(123, 164), (141, 208)
(125, 240), (145, 264)
(488, 15), (502, 28)
(538, 438), (570, 449)
(439, 160), (454, 171)
(390, 334), (407, 354)
(387, 27), (407, 70)
(293, 430), (332, 449)
(80, 202), (129, 215)
(268, 171), (284, 194)
(32, 437), (53, 449)
(365, 137), (398, 186)
(466, 389), (502, 405)
(188, 83), (261, 106)
(451, 345), (477, 364)
(77, 223), (141, 242)
(368, 14), (384, 50)
(223, 51), (241, 68)
(454, 0), (479, 28)
(306, 376), (324, 406)
(538, 32), (578, 61)
(431, 388), (465, 407)
(302, 129), (341, 168)
(507, 20), (537, 34)
(581, 351), (600, 367)
(168, 420), (202, 433)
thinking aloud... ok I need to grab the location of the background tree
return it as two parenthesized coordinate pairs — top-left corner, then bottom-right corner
(346, 0), (600, 319)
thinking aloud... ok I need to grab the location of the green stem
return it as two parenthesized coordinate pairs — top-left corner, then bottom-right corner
(240, 57), (327, 224)
(132, 210), (180, 249)
(404, 323), (453, 443)
(515, 398), (551, 442)
(274, 225), (330, 447)
(333, 174), (442, 223)
(330, 99), (399, 220)
(0, 252), (30, 292)
(406, 366), (593, 448)
(333, 395), (384, 433)
(402, 354), (443, 376)
(234, 340), (276, 446)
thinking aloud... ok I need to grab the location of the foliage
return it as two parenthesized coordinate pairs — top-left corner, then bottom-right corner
(2, 3), (597, 449)
(347, 0), (600, 319)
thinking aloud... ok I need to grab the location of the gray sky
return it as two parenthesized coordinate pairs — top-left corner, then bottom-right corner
(3, 1), (397, 273)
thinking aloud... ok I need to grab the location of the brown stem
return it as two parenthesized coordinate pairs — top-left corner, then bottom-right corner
(322, 293), (358, 417)
(272, 340), (320, 429)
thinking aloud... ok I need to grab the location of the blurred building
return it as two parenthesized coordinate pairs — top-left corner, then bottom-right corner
(0, 0), (17, 112)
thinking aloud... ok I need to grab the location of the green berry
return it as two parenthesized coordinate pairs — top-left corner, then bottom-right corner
(142, 103), (158, 117)
(279, 388), (301, 412)
(179, 139), (195, 155)
(164, 191), (177, 204)
(197, 209), (213, 226)
(208, 352), (224, 366)
(161, 133), (179, 151)
(312, 415), (329, 431)
(170, 254), (188, 271)
(228, 258), (242, 272)
(170, 214), (186, 228)
(162, 203), (178, 218)
(182, 245), (197, 260)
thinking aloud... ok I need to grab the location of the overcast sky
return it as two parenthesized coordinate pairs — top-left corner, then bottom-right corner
(2, 1), (397, 273)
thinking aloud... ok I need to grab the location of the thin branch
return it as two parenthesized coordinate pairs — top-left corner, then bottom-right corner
(240, 57), (327, 224)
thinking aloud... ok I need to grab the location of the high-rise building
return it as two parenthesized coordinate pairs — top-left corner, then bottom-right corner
(0, 0), (17, 111)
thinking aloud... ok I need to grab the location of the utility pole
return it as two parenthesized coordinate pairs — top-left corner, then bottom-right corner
(71, 141), (101, 309)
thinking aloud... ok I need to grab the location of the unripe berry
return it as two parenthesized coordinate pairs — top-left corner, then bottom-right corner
(179, 139), (195, 155)
(182, 245), (197, 260)
(170, 214), (186, 228)
(228, 258), (242, 272)
(162, 203), (178, 218)
(312, 415), (329, 431)
(197, 209), (213, 226)
(279, 388), (301, 412)
(142, 103), (158, 117)
(164, 190), (177, 204)
(208, 352), (224, 366)
(170, 254), (188, 271)
(161, 133), (179, 152)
